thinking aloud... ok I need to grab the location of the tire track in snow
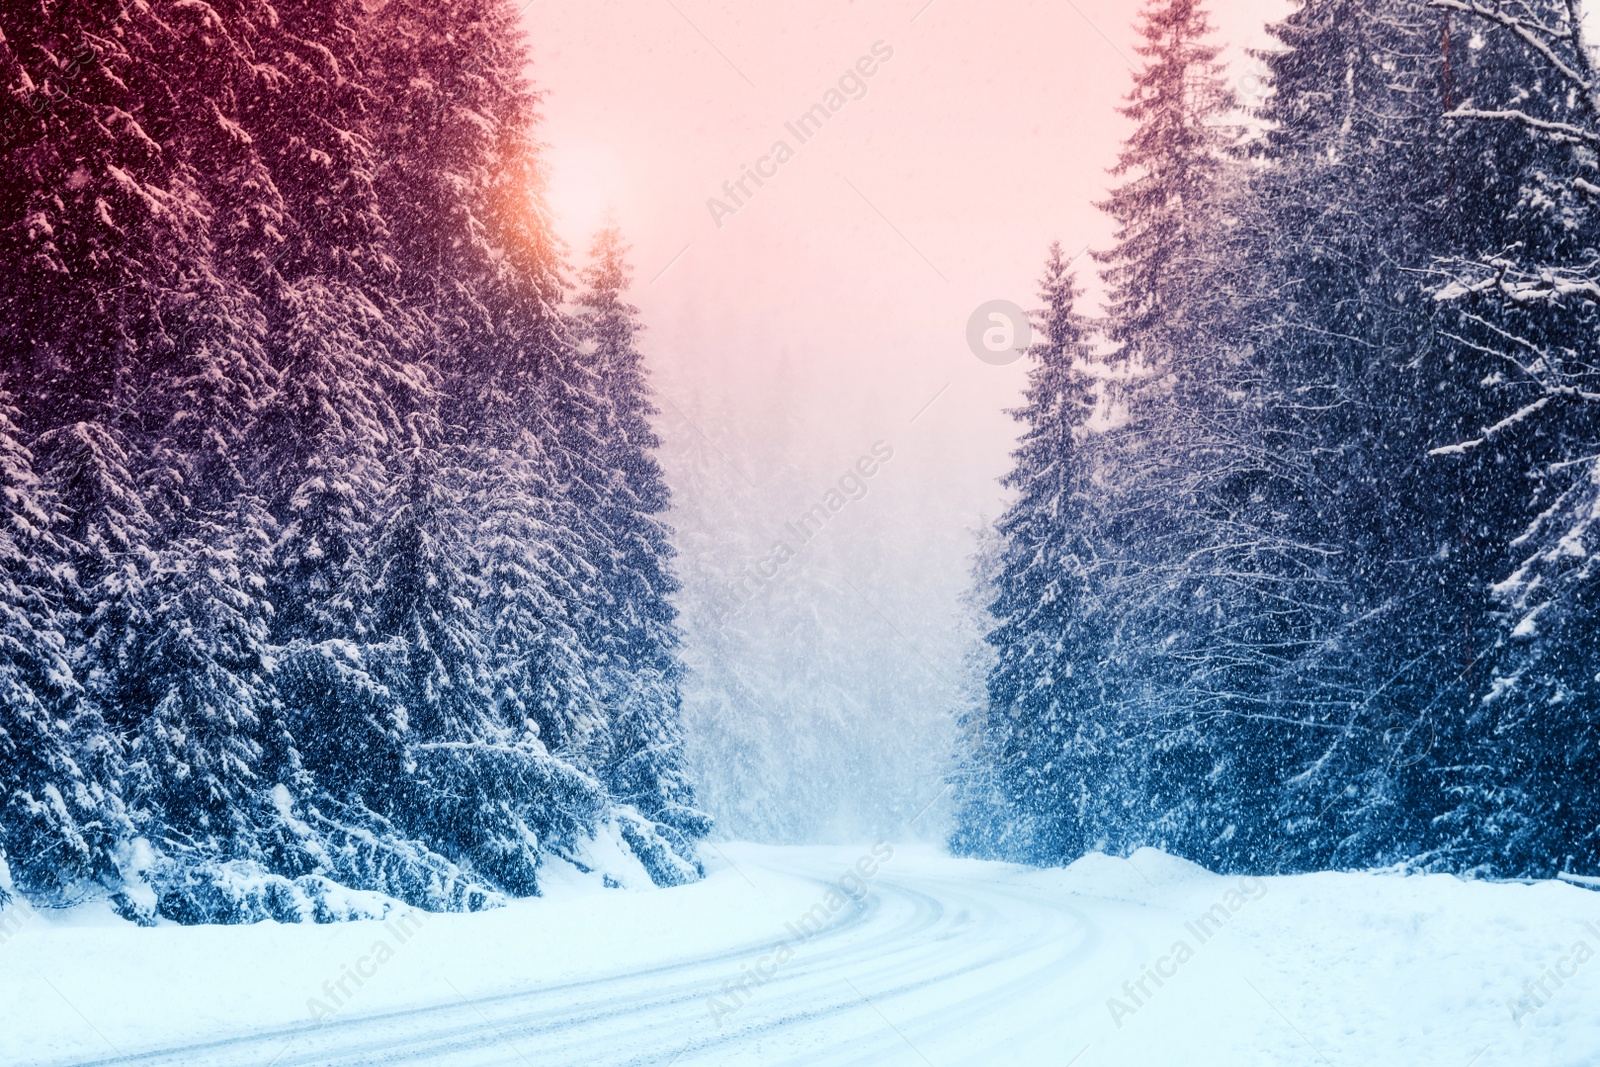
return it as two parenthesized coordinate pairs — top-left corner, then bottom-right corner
(44, 849), (1124, 1067)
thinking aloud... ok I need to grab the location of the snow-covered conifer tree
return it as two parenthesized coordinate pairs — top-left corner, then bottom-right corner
(0, 398), (128, 903)
(956, 244), (1107, 864)
(575, 229), (706, 845)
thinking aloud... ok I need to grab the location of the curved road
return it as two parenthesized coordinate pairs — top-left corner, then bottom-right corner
(47, 846), (1171, 1067)
(27, 844), (1600, 1067)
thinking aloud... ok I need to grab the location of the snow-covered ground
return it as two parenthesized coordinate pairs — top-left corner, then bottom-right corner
(4, 843), (1599, 1066)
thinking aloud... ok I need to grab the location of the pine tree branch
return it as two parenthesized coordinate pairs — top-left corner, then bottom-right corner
(1441, 106), (1600, 147)
(1431, 0), (1593, 105)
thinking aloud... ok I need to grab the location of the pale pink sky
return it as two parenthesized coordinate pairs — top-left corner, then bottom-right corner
(526, 0), (1287, 490)
(522, 0), (1289, 748)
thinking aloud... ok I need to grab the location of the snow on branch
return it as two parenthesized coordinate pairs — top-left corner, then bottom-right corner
(1441, 106), (1600, 147)
(1430, 0), (1595, 101)
(1558, 871), (1600, 889)
(1433, 256), (1600, 308)
(1430, 397), (1551, 454)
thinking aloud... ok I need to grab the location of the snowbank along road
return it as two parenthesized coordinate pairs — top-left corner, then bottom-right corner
(5, 843), (1600, 1066)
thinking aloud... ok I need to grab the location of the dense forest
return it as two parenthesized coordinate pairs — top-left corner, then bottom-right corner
(0, 0), (705, 923)
(955, 0), (1600, 878)
(7, 0), (1597, 929)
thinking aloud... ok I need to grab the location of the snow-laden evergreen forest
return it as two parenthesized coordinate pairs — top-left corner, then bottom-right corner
(3, 0), (1600, 939)
(953, 0), (1600, 878)
(0, 0), (706, 923)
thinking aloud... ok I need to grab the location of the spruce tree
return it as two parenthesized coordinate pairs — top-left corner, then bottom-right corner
(1420, 0), (1600, 875)
(364, 443), (538, 890)
(575, 228), (704, 840)
(117, 497), (280, 863)
(1224, 0), (1556, 869)
(1095, 0), (1233, 375)
(960, 244), (1104, 863)
(1086, 0), (1250, 863)
(0, 397), (128, 903)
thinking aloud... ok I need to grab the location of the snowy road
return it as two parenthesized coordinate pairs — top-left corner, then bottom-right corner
(26, 846), (1126, 1066)
(10, 844), (1600, 1066)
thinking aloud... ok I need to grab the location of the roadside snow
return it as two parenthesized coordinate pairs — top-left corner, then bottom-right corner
(1, 844), (1596, 1066)
(1046, 847), (1600, 1065)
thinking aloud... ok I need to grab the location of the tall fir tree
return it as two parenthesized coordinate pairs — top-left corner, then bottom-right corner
(0, 396), (128, 903)
(1419, 0), (1600, 874)
(956, 243), (1105, 864)
(1095, 0), (1234, 374)
(1086, 0), (1255, 864)
(575, 228), (704, 844)
(1226, 0), (1558, 869)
